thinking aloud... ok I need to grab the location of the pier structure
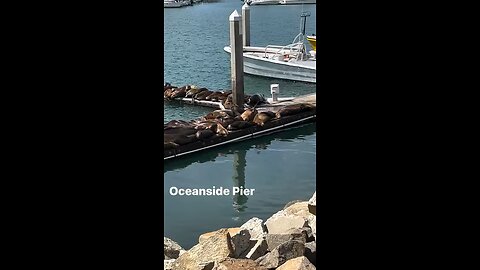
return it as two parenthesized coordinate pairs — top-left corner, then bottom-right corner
(229, 10), (245, 111)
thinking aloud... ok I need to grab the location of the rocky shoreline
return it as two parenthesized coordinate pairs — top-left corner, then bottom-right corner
(164, 192), (317, 270)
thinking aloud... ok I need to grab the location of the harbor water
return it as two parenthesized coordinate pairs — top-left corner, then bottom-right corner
(164, 1), (317, 249)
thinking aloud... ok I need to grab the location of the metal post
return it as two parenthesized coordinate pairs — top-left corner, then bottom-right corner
(229, 10), (244, 110)
(242, 3), (250, 47)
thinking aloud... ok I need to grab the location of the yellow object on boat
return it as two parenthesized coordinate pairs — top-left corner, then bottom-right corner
(307, 35), (316, 51)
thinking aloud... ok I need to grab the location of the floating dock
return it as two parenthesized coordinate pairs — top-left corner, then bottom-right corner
(164, 93), (316, 160)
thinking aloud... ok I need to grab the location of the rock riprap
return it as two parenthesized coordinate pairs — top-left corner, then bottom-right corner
(164, 192), (317, 269)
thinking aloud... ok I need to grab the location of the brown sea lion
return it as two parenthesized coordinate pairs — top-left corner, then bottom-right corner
(205, 91), (224, 101)
(185, 87), (207, 98)
(240, 108), (258, 122)
(164, 88), (175, 99)
(164, 142), (179, 150)
(195, 90), (213, 100)
(196, 129), (215, 140)
(164, 127), (197, 136)
(170, 88), (187, 99)
(253, 111), (276, 126)
(194, 121), (217, 131)
(164, 120), (194, 129)
(275, 103), (315, 118)
(216, 123), (229, 136)
(164, 134), (198, 145)
(227, 120), (255, 130)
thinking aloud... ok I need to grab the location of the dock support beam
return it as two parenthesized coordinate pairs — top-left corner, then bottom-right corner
(242, 3), (250, 47)
(229, 10), (244, 111)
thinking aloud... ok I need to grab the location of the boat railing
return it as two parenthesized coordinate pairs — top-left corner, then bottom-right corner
(263, 32), (308, 61)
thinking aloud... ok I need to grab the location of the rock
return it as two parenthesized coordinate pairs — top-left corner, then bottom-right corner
(199, 228), (241, 243)
(264, 214), (307, 234)
(308, 192), (316, 215)
(283, 200), (304, 210)
(302, 227), (315, 242)
(240, 217), (266, 240)
(199, 228), (251, 258)
(172, 229), (234, 270)
(164, 237), (185, 260)
(265, 228), (306, 251)
(283, 202), (311, 220)
(275, 256), (316, 270)
(304, 242), (316, 266)
(244, 239), (268, 260)
(230, 229), (251, 258)
(255, 240), (305, 269)
(213, 258), (268, 270)
(164, 259), (175, 270)
(307, 215), (316, 240)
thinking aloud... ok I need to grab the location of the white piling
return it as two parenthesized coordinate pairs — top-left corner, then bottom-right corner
(242, 3), (250, 47)
(229, 10), (244, 110)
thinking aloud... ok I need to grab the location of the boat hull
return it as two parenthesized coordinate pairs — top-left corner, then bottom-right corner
(224, 46), (316, 83)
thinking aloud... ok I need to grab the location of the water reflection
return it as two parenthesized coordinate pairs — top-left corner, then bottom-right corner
(232, 149), (248, 212)
(163, 122), (316, 173)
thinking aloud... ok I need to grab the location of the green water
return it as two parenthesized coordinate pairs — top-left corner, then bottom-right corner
(164, 1), (317, 248)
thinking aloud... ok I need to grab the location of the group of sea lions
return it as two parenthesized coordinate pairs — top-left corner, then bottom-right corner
(163, 82), (267, 108)
(164, 102), (315, 150)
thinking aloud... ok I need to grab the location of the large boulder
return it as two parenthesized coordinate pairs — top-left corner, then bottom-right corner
(199, 228), (251, 258)
(213, 258), (268, 270)
(265, 228), (306, 251)
(244, 238), (268, 260)
(255, 240), (305, 269)
(240, 217), (266, 240)
(164, 259), (175, 270)
(164, 237), (185, 260)
(304, 242), (316, 266)
(264, 214), (307, 234)
(172, 229), (234, 270)
(275, 256), (316, 270)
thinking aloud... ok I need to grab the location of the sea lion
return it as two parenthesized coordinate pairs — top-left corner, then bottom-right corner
(164, 120), (194, 129)
(253, 111), (276, 126)
(240, 108), (258, 122)
(275, 103), (315, 118)
(164, 88), (175, 99)
(164, 134), (198, 145)
(195, 90), (213, 100)
(170, 87), (187, 99)
(196, 129), (215, 140)
(216, 123), (229, 136)
(205, 91), (224, 101)
(247, 94), (265, 107)
(164, 142), (179, 150)
(164, 127), (197, 136)
(194, 121), (217, 131)
(227, 120), (255, 130)
(204, 110), (235, 120)
(222, 94), (234, 109)
(185, 87), (207, 98)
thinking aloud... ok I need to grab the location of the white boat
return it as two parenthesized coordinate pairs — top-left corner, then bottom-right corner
(224, 33), (316, 83)
(223, 13), (316, 83)
(164, 0), (183, 8)
(246, 0), (280, 5)
(279, 0), (316, 4)
(164, 0), (192, 7)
